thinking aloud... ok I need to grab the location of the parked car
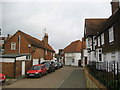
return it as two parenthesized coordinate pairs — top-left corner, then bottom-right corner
(59, 62), (64, 68)
(41, 61), (55, 73)
(26, 64), (47, 78)
(0, 73), (6, 83)
(54, 60), (60, 70)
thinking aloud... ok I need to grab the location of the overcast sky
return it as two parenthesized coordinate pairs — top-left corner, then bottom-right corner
(0, 0), (112, 52)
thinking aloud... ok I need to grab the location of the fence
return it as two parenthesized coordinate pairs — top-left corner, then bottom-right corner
(87, 61), (120, 90)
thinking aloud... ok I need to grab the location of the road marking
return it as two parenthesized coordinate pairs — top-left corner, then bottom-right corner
(56, 69), (74, 88)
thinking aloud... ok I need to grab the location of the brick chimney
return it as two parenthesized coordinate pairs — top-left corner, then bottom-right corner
(111, 0), (119, 14)
(42, 33), (48, 46)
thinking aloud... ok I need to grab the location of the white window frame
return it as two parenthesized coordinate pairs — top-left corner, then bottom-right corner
(109, 27), (114, 43)
(101, 33), (104, 45)
(45, 50), (47, 55)
(98, 37), (100, 47)
(11, 42), (16, 50)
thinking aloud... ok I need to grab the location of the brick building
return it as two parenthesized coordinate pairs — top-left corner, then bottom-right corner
(4, 30), (55, 65)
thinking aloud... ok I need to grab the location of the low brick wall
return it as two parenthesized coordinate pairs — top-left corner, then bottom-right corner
(84, 67), (106, 89)
(1, 60), (32, 78)
(1, 62), (14, 77)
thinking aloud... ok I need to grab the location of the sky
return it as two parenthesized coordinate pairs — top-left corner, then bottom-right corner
(0, 0), (112, 52)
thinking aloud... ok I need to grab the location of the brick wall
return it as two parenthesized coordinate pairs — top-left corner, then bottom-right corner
(84, 67), (106, 88)
(15, 61), (22, 78)
(25, 60), (32, 73)
(1, 60), (32, 78)
(33, 48), (44, 59)
(45, 50), (53, 60)
(4, 31), (45, 60)
(4, 32), (30, 54)
(1, 62), (14, 77)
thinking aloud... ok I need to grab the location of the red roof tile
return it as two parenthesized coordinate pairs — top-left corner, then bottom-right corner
(18, 30), (55, 52)
(84, 18), (107, 38)
(64, 40), (82, 53)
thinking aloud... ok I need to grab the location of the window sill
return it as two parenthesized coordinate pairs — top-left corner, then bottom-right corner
(109, 41), (114, 45)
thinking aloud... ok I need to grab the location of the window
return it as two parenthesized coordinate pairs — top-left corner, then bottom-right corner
(72, 59), (74, 63)
(86, 38), (90, 47)
(0, 40), (4, 44)
(26, 55), (31, 60)
(101, 33), (104, 45)
(11, 42), (16, 50)
(98, 37), (100, 47)
(109, 27), (114, 43)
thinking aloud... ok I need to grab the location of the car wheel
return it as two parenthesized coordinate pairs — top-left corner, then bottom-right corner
(45, 71), (47, 75)
(2, 80), (6, 83)
(39, 73), (42, 78)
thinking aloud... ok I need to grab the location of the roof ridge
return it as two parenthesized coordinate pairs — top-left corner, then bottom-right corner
(18, 30), (55, 52)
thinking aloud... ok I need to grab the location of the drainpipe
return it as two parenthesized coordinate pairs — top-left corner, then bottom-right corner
(14, 58), (16, 79)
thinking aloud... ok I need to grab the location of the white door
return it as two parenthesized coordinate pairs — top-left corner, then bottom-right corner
(22, 61), (25, 75)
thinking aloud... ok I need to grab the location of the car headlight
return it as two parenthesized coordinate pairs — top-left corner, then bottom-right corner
(35, 72), (39, 74)
(27, 72), (29, 74)
(55, 65), (57, 67)
(47, 68), (49, 70)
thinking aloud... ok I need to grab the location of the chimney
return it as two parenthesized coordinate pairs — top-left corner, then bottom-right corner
(7, 34), (10, 37)
(111, 0), (119, 14)
(42, 33), (48, 46)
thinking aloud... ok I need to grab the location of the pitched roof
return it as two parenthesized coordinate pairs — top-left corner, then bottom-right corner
(13, 30), (55, 52)
(64, 40), (82, 53)
(96, 8), (120, 37)
(84, 18), (107, 38)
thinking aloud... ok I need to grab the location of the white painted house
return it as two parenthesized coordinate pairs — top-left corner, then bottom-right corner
(64, 40), (82, 66)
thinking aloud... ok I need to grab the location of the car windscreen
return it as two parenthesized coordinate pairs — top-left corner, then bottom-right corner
(41, 62), (50, 68)
(31, 66), (41, 70)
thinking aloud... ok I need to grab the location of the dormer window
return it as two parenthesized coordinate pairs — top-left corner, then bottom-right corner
(11, 42), (16, 50)
(109, 27), (114, 43)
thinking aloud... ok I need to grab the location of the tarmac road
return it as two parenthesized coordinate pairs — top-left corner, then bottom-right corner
(3, 66), (86, 88)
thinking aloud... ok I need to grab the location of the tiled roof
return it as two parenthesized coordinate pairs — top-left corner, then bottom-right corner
(97, 8), (120, 37)
(64, 40), (82, 53)
(84, 18), (107, 38)
(18, 30), (55, 52)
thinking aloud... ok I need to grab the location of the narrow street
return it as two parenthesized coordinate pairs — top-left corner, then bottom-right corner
(3, 66), (86, 88)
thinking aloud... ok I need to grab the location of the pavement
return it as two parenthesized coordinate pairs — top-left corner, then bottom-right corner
(2, 76), (26, 86)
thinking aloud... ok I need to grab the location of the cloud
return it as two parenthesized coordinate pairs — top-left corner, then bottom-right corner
(2, 1), (111, 51)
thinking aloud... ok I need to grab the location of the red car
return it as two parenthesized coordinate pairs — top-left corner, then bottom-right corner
(26, 64), (47, 78)
(0, 73), (6, 83)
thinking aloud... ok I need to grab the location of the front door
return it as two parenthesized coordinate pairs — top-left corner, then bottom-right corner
(22, 61), (25, 75)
